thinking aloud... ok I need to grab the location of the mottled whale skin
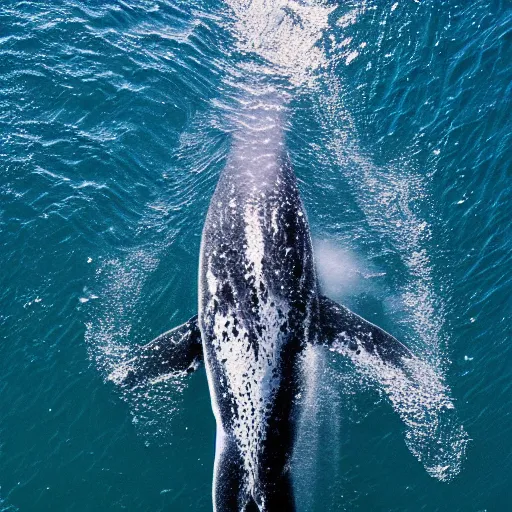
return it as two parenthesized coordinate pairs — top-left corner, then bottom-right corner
(199, 101), (317, 510)
(116, 95), (416, 512)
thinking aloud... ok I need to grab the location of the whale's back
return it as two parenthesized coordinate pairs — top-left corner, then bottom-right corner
(199, 141), (317, 485)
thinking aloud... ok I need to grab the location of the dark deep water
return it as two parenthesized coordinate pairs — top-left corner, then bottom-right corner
(1, 1), (511, 510)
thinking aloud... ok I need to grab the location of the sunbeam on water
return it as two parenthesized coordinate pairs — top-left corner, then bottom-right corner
(223, 0), (335, 85)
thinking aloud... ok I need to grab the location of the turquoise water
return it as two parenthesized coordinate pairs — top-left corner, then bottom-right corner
(1, 0), (510, 510)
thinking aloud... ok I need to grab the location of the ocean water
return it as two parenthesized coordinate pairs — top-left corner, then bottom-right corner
(0, 0), (510, 510)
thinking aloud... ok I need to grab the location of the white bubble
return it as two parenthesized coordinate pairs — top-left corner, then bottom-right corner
(345, 50), (359, 65)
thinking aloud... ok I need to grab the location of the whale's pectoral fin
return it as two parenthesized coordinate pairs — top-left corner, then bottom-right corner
(111, 315), (203, 389)
(318, 298), (469, 479)
(318, 295), (413, 366)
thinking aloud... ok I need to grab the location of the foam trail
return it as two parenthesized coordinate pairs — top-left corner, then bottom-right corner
(85, 250), (159, 377)
(310, 67), (470, 477)
(330, 341), (468, 481)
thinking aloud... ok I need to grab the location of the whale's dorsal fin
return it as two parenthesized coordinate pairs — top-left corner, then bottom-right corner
(114, 316), (203, 389)
(318, 295), (413, 366)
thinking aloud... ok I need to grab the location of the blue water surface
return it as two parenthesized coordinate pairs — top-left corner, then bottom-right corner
(0, 1), (511, 510)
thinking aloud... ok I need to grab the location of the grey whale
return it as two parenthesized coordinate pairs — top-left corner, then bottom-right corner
(115, 94), (418, 511)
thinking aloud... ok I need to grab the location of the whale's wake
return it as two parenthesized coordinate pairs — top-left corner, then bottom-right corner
(85, 250), (199, 443)
(329, 342), (468, 481)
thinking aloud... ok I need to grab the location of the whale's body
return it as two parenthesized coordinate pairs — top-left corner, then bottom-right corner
(118, 96), (419, 511)
(199, 102), (316, 509)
